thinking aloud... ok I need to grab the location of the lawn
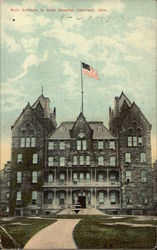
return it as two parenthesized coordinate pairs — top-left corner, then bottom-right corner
(0, 217), (56, 249)
(0, 215), (156, 249)
(73, 215), (157, 249)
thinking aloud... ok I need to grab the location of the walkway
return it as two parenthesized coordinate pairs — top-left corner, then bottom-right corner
(24, 219), (80, 249)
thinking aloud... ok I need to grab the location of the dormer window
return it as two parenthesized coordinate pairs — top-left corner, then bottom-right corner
(98, 141), (103, 150)
(60, 141), (65, 150)
(77, 140), (87, 150)
(109, 141), (115, 150)
(48, 142), (54, 150)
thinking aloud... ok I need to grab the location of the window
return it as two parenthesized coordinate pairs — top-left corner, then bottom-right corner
(125, 153), (131, 163)
(77, 140), (81, 150)
(26, 137), (30, 147)
(7, 181), (10, 187)
(48, 192), (53, 204)
(17, 171), (22, 183)
(98, 173), (104, 182)
(31, 137), (35, 147)
(110, 192), (116, 204)
(128, 137), (132, 147)
(80, 173), (84, 182)
(48, 157), (53, 167)
(126, 191), (132, 204)
(60, 157), (65, 166)
(73, 173), (78, 181)
(99, 192), (104, 203)
(6, 192), (10, 199)
(33, 154), (38, 164)
(17, 154), (22, 163)
(110, 156), (116, 166)
(109, 141), (115, 149)
(60, 173), (65, 182)
(21, 138), (35, 148)
(16, 191), (21, 201)
(32, 171), (37, 183)
(98, 156), (104, 166)
(77, 140), (86, 150)
(140, 153), (146, 163)
(80, 156), (84, 165)
(73, 156), (77, 166)
(48, 173), (53, 183)
(141, 171), (147, 183)
(126, 171), (131, 183)
(6, 206), (9, 213)
(141, 191), (147, 204)
(21, 138), (25, 147)
(133, 136), (137, 147)
(138, 136), (143, 145)
(60, 141), (65, 150)
(32, 191), (37, 204)
(86, 173), (90, 181)
(98, 141), (103, 150)
(48, 142), (54, 150)
(110, 173), (116, 183)
(59, 192), (65, 205)
(82, 140), (87, 150)
(86, 156), (90, 165)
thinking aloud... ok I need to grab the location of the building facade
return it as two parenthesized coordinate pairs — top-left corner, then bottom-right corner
(0, 161), (11, 216)
(1, 92), (154, 216)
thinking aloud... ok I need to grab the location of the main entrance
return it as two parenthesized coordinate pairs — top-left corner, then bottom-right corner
(78, 196), (86, 208)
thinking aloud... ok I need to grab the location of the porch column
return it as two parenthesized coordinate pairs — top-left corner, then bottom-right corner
(107, 168), (109, 183)
(54, 188), (56, 206)
(54, 168), (57, 184)
(66, 188), (68, 208)
(107, 188), (110, 205)
(66, 168), (68, 186)
(95, 187), (97, 208)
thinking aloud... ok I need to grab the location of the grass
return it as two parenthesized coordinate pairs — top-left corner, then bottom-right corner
(73, 216), (156, 249)
(0, 217), (56, 249)
(0, 215), (156, 249)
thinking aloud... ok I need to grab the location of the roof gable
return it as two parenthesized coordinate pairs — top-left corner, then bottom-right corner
(70, 113), (93, 139)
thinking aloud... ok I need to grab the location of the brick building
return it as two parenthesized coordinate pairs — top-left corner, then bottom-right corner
(0, 161), (11, 216)
(1, 91), (153, 216)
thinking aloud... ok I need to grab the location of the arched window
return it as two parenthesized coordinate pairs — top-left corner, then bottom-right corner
(19, 122), (36, 148)
(127, 124), (143, 147)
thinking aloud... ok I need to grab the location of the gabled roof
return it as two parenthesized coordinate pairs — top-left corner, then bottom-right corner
(11, 102), (32, 129)
(48, 120), (116, 140)
(89, 122), (115, 139)
(119, 91), (132, 111)
(32, 94), (50, 110)
(130, 102), (151, 126)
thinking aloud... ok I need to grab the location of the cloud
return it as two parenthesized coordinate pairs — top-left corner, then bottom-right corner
(125, 17), (156, 52)
(1, 30), (21, 53)
(1, 0), (51, 34)
(21, 37), (39, 53)
(123, 55), (142, 62)
(92, 0), (125, 15)
(62, 61), (79, 95)
(6, 51), (48, 84)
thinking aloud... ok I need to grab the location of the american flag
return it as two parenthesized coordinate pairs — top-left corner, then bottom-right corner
(81, 62), (99, 80)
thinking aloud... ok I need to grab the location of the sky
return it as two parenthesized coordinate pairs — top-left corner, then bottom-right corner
(1, 0), (156, 169)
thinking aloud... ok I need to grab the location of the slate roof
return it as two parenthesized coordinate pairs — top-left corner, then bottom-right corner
(48, 121), (115, 140)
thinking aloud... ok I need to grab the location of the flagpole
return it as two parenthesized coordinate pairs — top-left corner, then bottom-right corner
(80, 62), (84, 114)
